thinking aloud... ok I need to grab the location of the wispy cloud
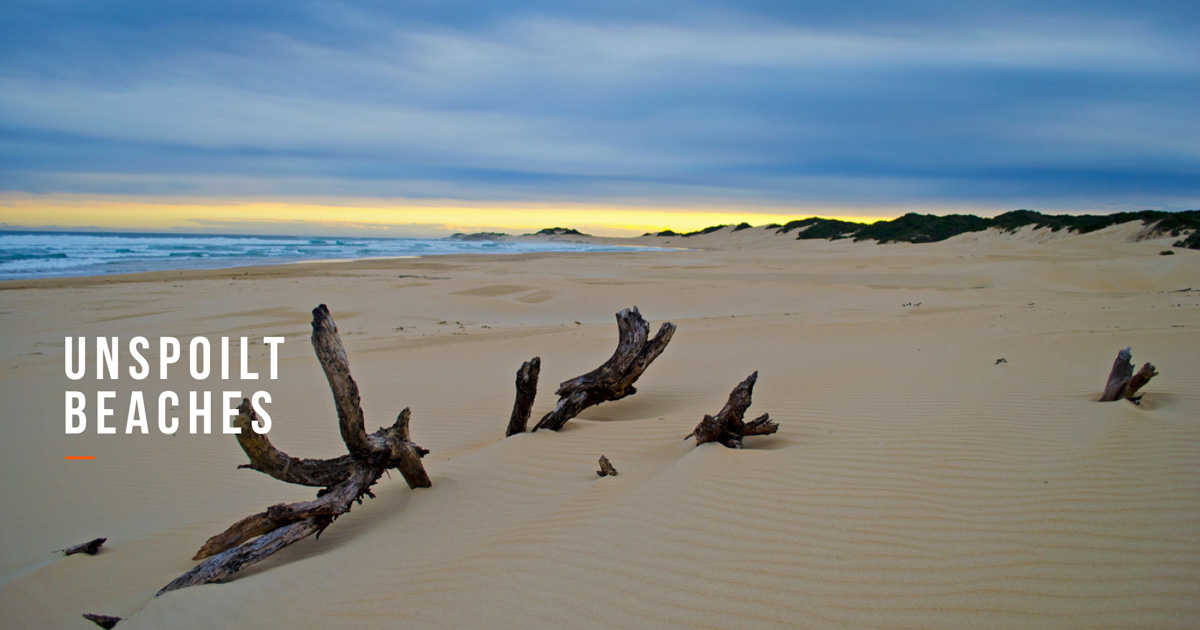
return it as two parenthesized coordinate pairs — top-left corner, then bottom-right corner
(1, 1), (1197, 221)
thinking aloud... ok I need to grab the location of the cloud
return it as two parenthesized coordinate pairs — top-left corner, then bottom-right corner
(181, 217), (453, 238)
(1, 1), (1197, 214)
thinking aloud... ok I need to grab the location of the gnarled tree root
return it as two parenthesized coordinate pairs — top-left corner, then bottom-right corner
(688, 372), (778, 448)
(158, 305), (430, 595)
(1100, 347), (1158, 403)
(534, 307), (675, 431)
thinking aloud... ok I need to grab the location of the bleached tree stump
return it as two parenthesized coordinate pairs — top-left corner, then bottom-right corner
(158, 305), (431, 595)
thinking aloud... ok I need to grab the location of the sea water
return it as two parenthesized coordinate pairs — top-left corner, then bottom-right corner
(0, 231), (657, 280)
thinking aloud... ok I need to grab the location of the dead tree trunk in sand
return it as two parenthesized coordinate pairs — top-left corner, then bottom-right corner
(158, 305), (431, 595)
(688, 372), (778, 448)
(533, 307), (676, 431)
(506, 357), (541, 437)
(1100, 347), (1158, 403)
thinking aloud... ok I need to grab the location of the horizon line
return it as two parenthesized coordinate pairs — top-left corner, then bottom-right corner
(1, 194), (1192, 239)
(4, 207), (1197, 242)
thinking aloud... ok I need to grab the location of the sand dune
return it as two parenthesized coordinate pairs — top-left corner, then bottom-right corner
(0, 226), (1197, 628)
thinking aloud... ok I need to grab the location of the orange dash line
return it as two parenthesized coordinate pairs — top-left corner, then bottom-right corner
(65, 456), (96, 460)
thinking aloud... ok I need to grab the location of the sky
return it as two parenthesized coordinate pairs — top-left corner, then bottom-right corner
(1, 1), (1198, 236)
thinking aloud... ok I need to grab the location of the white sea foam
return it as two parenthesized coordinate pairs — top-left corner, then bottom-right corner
(0, 232), (656, 280)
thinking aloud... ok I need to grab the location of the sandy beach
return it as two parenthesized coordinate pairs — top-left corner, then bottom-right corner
(1, 224), (1198, 629)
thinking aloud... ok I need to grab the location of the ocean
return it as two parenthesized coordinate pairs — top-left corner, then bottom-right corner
(0, 231), (657, 281)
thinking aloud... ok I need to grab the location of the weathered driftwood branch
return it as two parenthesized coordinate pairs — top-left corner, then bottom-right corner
(597, 455), (618, 477)
(688, 372), (778, 448)
(1100, 347), (1158, 403)
(534, 307), (676, 431)
(234, 410), (354, 487)
(506, 357), (541, 437)
(311, 304), (372, 458)
(64, 537), (106, 556)
(158, 305), (431, 595)
(82, 613), (122, 629)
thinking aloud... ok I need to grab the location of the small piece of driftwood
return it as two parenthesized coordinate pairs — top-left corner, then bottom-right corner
(1100, 347), (1158, 403)
(597, 455), (618, 477)
(688, 372), (778, 448)
(64, 537), (106, 556)
(534, 307), (675, 431)
(82, 613), (122, 629)
(506, 357), (541, 437)
(158, 305), (431, 595)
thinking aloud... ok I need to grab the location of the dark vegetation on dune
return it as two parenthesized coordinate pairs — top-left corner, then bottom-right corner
(654, 210), (1200, 249)
(1172, 228), (1200, 249)
(776, 217), (864, 239)
(449, 231), (508, 241)
(535, 227), (586, 236)
(687, 224), (729, 236)
(644, 222), (757, 237)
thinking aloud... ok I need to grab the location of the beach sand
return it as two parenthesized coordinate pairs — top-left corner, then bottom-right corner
(1, 225), (1198, 629)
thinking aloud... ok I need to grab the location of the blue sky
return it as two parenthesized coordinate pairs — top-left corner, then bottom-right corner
(1, 1), (1198, 230)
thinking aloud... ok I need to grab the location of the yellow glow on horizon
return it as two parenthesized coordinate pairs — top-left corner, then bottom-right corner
(0, 194), (908, 238)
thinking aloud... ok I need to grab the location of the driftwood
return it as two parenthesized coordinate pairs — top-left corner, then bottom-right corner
(82, 613), (122, 629)
(64, 537), (106, 556)
(597, 455), (618, 477)
(506, 357), (541, 437)
(158, 305), (430, 595)
(688, 372), (778, 448)
(534, 307), (675, 431)
(1100, 347), (1158, 403)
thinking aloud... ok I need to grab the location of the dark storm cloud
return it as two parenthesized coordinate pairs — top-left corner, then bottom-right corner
(1, 1), (1198, 210)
